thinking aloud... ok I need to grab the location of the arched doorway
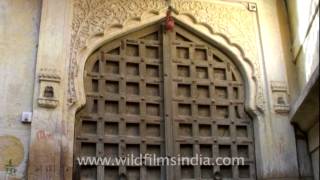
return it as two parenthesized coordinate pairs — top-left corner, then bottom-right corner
(74, 21), (256, 180)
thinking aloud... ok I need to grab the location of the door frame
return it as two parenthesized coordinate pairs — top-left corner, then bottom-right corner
(69, 16), (263, 179)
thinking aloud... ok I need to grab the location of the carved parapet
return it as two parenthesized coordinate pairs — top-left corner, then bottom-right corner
(37, 68), (61, 109)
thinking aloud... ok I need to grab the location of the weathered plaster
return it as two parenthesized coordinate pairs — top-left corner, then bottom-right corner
(0, 0), (41, 178)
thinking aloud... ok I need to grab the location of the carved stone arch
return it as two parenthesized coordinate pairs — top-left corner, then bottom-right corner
(71, 14), (259, 118)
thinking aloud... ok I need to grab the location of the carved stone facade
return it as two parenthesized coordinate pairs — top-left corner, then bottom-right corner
(69, 0), (265, 111)
(2, 0), (314, 179)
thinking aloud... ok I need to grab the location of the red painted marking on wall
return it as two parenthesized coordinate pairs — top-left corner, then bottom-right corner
(37, 130), (53, 140)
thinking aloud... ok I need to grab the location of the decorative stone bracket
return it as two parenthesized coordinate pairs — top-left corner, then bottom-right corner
(37, 68), (61, 108)
(271, 81), (290, 114)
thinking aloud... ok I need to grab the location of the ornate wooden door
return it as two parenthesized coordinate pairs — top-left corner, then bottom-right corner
(74, 23), (256, 180)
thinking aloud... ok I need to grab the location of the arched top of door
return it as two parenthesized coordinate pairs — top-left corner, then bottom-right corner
(72, 15), (259, 118)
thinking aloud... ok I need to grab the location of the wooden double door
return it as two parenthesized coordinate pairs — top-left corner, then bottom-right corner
(74, 22), (256, 180)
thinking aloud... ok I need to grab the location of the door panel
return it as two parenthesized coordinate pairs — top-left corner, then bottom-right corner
(75, 24), (165, 180)
(74, 23), (256, 180)
(170, 26), (255, 179)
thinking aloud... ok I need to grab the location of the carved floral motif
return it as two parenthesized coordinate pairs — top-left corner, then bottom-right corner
(69, 0), (265, 110)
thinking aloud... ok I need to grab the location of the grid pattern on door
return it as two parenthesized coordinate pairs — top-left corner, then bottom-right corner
(74, 25), (165, 180)
(171, 26), (255, 179)
(74, 23), (256, 180)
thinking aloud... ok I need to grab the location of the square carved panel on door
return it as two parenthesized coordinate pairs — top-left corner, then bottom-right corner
(106, 80), (119, 94)
(126, 102), (140, 115)
(216, 105), (229, 118)
(126, 82), (139, 95)
(126, 144), (140, 157)
(126, 123), (140, 136)
(214, 68), (227, 80)
(178, 103), (192, 116)
(105, 100), (119, 114)
(106, 61), (119, 74)
(146, 84), (160, 97)
(147, 167), (161, 180)
(197, 85), (210, 98)
(126, 63), (139, 76)
(181, 166), (194, 179)
(199, 124), (211, 137)
(200, 145), (212, 157)
(177, 65), (190, 77)
(196, 67), (208, 79)
(81, 143), (96, 156)
(105, 122), (118, 136)
(238, 145), (249, 158)
(146, 64), (160, 77)
(105, 166), (119, 180)
(146, 145), (161, 156)
(104, 144), (118, 157)
(146, 103), (160, 116)
(176, 47), (189, 59)
(195, 48), (207, 61)
(239, 165), (251, 178)
(219, 145), (232, 157)
(80, 166), (97, 180)
(179, 123), (193, 137)
(201, 166), (213, 179)
(180, 144), (193, 157)
(237, 125), (248, 137)
(177, 84), (191, 97)
(126, 44), (139, 57)
(81, 121), (97, 135)
(215, 86), (228, 99)
(146, 46), (159, 59)
(198, 104), (211, 117)
(221, 166), (233, 178)
(218, 125), (230, 137)
(127, 167), (140, 179)
(146, 124), (161, 137)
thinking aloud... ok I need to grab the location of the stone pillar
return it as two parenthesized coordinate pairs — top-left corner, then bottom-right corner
(255, 0), (300, 179)
(27, 0), (71, 179)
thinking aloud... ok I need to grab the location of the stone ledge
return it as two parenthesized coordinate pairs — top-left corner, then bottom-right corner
(290, 65), (319, 131)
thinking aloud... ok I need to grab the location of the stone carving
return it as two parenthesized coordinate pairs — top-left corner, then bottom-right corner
(69, 0), (265, 110)
(271, 81), (290, 114)
(37, 69), (61, 108)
